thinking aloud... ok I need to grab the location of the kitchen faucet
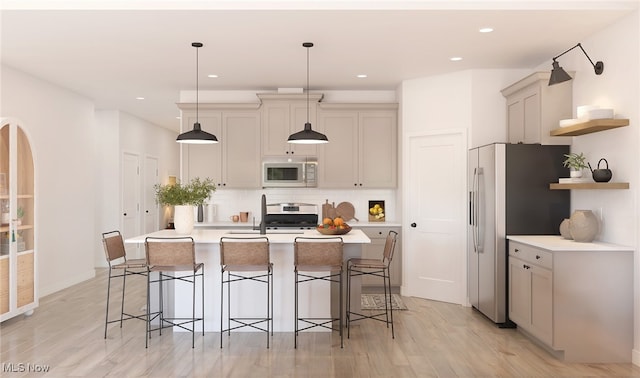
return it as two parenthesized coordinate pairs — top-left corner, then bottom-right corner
(260, 194), (266, 235)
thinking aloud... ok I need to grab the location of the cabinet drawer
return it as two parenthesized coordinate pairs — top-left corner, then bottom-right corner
(509, 241), (552, 270)
(359, 227), (399, 239)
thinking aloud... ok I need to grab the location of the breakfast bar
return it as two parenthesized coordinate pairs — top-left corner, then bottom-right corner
(125, 228), (370, 332)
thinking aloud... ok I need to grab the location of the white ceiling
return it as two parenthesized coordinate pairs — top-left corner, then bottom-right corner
(1, 1), (637, 131)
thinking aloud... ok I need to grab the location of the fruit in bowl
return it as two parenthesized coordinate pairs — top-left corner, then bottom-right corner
(317, 217), (352, 235)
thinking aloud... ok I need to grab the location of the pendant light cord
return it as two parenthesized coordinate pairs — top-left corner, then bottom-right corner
(196, 44), (199, 124)
(306, 44), (310, 124)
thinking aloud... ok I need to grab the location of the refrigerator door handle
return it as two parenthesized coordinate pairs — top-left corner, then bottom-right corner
(476, 167), (483, 253)
(471, 168), (478, 253)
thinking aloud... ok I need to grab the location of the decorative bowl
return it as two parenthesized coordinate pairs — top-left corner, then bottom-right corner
(316, 225), (352, 235)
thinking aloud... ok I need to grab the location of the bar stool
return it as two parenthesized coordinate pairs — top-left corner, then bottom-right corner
(219, 236), (273, 348)
(293, 236), (344, 348)
(144, 236), (204, 348)
(346, 230), (398, 338)
(102, 230), (147, 339)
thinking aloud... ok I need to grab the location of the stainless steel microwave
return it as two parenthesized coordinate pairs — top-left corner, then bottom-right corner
(262, 158), (317, 188)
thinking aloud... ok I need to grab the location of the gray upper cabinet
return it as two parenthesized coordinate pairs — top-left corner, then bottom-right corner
(501, 72), (572, 145)
(258, 93), (322, 158)
(178, 103), (261, 189)
(317, 103), (398, 188)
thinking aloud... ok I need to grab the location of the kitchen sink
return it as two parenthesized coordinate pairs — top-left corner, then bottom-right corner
(227, 229), (306, 235)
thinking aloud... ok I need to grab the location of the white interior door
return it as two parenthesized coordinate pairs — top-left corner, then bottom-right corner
(403, 130), (467, 304)
(144, 156), (159, 234)
(122, 152), (140, 258)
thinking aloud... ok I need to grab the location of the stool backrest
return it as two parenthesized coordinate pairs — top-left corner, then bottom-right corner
(294, 237), (343, 268)
(220, 237), (270, 266)
(383, 230), (399, 265)
(102, 230), (126, 263)
(145, 237), (195, 267)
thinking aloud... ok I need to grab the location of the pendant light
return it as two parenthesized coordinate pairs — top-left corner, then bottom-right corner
(287, 42), (329, 144)
(176, 42), (219, 144)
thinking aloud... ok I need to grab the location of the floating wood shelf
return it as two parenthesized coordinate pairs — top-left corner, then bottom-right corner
(550, 119), (629, 137)
(550, 182), (629, 190)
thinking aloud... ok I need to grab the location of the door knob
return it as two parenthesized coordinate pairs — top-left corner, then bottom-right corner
(410, 223), (417, 228)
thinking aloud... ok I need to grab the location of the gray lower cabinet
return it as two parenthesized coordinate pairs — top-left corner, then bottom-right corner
(508, 236), (633, 363)
(358, 226), (401, 288)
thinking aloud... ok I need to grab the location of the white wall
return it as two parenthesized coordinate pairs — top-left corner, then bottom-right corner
(94, 110), (180, 267)
(1, 65), (96, 296)
(543, 10), (639, 365)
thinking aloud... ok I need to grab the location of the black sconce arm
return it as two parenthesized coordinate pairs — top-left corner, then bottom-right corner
(552, 43), (604, 75)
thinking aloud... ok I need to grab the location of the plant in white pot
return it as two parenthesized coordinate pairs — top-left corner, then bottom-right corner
(563, 152), (588, 178)
(154, 177), (216, 234)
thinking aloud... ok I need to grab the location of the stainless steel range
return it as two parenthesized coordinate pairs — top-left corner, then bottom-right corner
(263, 203), (318, 229)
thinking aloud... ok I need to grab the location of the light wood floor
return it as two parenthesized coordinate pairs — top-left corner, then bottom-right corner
(1, 269), (639, 377)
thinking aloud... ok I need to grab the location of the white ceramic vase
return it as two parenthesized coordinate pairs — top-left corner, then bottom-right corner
(569, 210), (598, 242)
(569, 169), (583, 178)
(173, 205), (195, 234)
(559, 218), (572, 239)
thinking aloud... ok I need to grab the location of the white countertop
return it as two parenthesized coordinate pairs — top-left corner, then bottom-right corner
(194, 221), (401, 228)
(126, 228), (371, 244)
(507, 235), (633, 252)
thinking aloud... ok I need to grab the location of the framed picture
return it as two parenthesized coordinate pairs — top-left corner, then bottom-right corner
(368, 200), (385, 222)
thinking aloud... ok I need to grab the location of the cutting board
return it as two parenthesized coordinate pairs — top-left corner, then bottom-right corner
(336, 201), (358, 221)
(322, 199), (332, 220)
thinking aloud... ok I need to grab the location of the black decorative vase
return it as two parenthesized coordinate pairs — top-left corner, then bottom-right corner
(197, 204), (204, 223)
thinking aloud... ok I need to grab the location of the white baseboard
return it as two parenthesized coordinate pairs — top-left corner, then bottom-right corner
(39, 269), (96, 298)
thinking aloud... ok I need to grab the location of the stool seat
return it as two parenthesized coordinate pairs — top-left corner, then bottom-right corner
(148, 263), (204, 272)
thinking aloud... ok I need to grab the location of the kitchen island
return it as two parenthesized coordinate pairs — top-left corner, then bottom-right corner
(126, 229), (370, 332)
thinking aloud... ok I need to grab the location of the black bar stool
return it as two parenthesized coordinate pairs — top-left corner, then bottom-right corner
(144, 236), (204, 348)
(220, 236), (273, 348)
(346, 230), (398, 338)
(293, 236), (344, 348)
(101, 230), (147, 339)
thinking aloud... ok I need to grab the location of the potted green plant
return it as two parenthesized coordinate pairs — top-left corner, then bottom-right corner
(154, 177), (216, 234)
(563, 152), (588, 178)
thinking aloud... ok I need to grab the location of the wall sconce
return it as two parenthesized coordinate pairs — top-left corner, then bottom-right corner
(548, 43), (604, 86)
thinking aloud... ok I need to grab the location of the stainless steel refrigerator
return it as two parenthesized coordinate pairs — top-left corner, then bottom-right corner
(468, 143), (569, 325)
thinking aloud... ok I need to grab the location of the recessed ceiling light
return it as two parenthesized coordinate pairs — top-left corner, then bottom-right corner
(207, 74), (218, 78)
(479, 27), (494, 33)
(136, 97), (145, 100)
(450, 57), (463, 61)
(356, 74), (367, 78)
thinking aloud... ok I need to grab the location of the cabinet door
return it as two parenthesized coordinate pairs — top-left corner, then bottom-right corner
(261, 102), (317, 157)
(522, 90), (541, 144)
(359, 111), (397, 188)
(506, 98), (524, 144)
(317, 111), (358, 188)
(508, 256), (530, 326)
(529, 264), (553, 345)
(182, 114), (223, 185)
(223, 112), (261, 188)
(261, 102), (290, 156)
(290, 102), (317, 156)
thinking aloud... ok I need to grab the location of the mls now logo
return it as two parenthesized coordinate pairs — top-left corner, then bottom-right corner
(2, 363), (50, 373)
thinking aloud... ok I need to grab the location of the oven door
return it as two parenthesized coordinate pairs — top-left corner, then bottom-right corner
(262, 162), (306, 187)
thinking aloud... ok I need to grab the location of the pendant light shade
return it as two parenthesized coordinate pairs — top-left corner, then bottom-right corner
(176, 42), (219, 144)
(287, 42), (328, 145)
(548, 43), (604, 86)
